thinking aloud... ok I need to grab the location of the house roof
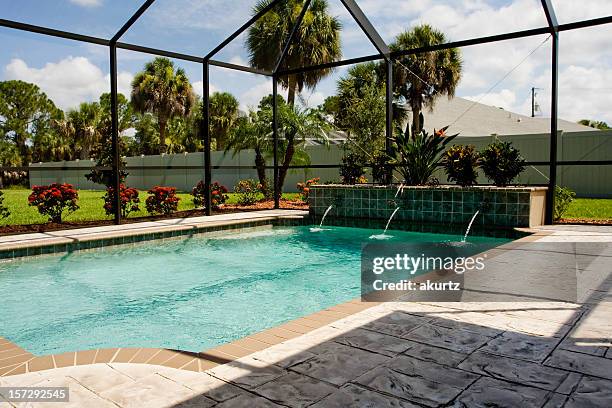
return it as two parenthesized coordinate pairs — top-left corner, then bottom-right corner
(418, 97), (595, 136)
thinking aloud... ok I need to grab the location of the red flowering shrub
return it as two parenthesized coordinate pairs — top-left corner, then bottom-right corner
(145, 186), (180, 215)
(103, 184), (140, 218)
(28, 183), (79, 223)
(191, 181), (229, 210)
(296, 177), (320, 202)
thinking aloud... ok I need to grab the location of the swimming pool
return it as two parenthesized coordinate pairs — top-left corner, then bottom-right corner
(0, 226), (509, 355)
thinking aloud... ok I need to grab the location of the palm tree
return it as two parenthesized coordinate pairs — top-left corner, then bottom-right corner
(226, 110), (272, 196)
(390, 25), (462, 135)
(210, 92), (239, 150)
(131, 57), (195, 153)
(68, 102), (102, 159)
(247, 0), (341, 106)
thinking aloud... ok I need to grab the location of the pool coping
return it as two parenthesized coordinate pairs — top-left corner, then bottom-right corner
(0, 215), (548, 378)
(0, 297), (382, 377)
(0, 209), (310, 260)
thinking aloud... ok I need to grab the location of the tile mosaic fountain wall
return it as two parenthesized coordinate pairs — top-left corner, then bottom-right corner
(309, 185), (547, 229)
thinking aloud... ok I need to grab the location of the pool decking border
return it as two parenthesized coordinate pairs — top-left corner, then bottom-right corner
(0, 298), (381, 377)
(0, 210), (310, 260)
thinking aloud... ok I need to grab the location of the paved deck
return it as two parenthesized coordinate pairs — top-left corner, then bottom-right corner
(0, 224), (610, 407)
(0, 210), (309, 253)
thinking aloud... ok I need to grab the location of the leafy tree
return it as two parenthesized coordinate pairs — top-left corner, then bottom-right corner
(0, 140), (22, 188)
(578, 119), (610, 130)
(247, 0), (341, 106)
(336, 62), (387, 153)
(210, 92), (239, 150)
(131, 57), (195, 153)
(0, 80), (61, 163)
(133, 112), (160, 155)
(390, 25), (462, 135)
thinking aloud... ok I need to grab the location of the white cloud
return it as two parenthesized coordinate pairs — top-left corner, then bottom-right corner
(4, 57), (132, 110)
(68, 0), (102, 7)
(192, 81), (218, 98)
(238, 80), (272, 112)
(229, 56), (248, 67)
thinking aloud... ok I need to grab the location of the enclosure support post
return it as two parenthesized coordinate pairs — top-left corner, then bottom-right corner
(273, 76), (280, 209)
(545, 32), (559, 224)
(385, 59), (394, 184)
(109, 43), (121, 225)
(203, 60), (212, 216)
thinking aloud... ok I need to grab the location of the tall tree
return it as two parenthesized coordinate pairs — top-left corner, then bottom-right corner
(335, 62), (386, 153)
(0, 80), (61, 163)
(131, 57), (195, 153)
(390, 25), (462, 135)
(247, 0), (341, 106)
(68, 101), (102, 160)
(226, 110), (271, 196)
(209, 92), (239, 151)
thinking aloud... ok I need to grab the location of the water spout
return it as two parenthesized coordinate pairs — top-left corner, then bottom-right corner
(462, 210), (480, 242)
(395, 183), (405, 198)
(310, 205), (333, 232)
(370, 207), (401, 240)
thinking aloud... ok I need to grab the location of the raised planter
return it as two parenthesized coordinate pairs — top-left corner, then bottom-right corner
(309, 185), (547, 229)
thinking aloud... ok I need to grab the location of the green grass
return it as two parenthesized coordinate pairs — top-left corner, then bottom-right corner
(564, 198), (612, 220)
(0, 188), (300, 226)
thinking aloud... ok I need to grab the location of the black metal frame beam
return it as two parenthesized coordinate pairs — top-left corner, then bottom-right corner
(340, 0), (390, 59)
(108, 0), (156, 225)
(277, 16), (612, 77)
(205, 0), (285, 60)
(540, 0), (559, 224)
(274, 0), (312, 73)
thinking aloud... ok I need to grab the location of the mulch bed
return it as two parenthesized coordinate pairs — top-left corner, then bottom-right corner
(0, 199), (308, 236)
(557, 218), (612, 226)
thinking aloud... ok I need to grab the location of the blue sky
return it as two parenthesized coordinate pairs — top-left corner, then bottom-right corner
(0, 0), (611, 125)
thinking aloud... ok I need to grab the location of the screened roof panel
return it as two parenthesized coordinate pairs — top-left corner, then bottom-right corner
(213, 0), (379, 71)
(551, 0), (612, 24)
(0, 0), (144, 39)
(121, 0), (260, 58)
(354, 0), (550, 47)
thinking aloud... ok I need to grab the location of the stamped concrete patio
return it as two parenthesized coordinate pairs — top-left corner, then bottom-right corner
(0, 225), (610, 407)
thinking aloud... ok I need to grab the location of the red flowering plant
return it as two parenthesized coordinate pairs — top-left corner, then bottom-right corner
(28, 183), (79, 223)
(145, 186), (180, 215)
(191, 181), (229, 210)
(296, 177), (320, 202)
(103, 184), (140, 218)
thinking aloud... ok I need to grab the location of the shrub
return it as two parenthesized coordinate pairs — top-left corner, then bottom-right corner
(390, 125), (457, 185)
(371, 152), (393, 185)
(103, 184), (140, 218)
(297, 177), (320, 202)
(443, 145), (480, 186)
(0, 191), (10, 220)
(234, 179), (260, 206)
(340, 152), (366, 185)
(480, 141), (526, 186)
(260, 178), (274, 200)
(28, 183), (79, 223)
(145, 186), (180, 215)
(554, 186), (576, 221)
(192, 181), (229, 210)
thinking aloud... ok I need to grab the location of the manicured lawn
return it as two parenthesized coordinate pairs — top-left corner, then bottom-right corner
(0, 188), (300, 226)
(564, 198), (612, 220)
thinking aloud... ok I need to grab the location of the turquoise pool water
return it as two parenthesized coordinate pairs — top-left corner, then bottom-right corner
(0, 226), (508, 355)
